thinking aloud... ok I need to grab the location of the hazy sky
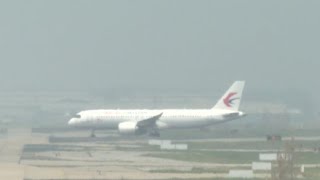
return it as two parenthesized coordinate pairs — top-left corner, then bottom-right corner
(0, 1), (319, 97)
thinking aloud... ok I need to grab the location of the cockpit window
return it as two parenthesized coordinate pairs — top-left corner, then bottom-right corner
(73, 114), (81, 118)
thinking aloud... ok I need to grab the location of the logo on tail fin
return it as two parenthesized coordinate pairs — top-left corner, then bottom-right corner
(223, 92), (239, 107)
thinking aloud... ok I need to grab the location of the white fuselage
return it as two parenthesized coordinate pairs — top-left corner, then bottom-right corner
(68, 81), (246, 136)
(68, 109), (245, 130)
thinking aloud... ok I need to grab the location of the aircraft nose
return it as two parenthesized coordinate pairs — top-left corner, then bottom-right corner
(68, 118), (77, 125)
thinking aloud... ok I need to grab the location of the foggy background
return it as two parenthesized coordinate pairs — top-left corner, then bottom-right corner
(1, 2), (320, 180)
(0, 1), (319, 113)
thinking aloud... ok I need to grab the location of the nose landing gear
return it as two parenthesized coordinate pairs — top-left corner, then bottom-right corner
(90, 129), (96, 138)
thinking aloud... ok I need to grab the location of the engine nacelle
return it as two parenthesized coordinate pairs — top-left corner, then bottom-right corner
(118, 121), (146, 135)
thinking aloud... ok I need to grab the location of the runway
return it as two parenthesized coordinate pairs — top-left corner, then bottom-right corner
(0, 128), (320, 179)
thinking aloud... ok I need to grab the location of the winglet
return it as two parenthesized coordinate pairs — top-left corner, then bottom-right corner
(212, 81), (245, 111)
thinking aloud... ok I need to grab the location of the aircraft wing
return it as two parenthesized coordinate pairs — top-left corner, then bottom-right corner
(136, 112), (163, 128)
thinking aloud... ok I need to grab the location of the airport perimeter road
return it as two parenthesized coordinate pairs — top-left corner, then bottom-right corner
(177, 136), (320, 143)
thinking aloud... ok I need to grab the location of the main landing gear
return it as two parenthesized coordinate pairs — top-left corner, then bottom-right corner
(90, 129), (96, 138)
(149, 129), (160, 137)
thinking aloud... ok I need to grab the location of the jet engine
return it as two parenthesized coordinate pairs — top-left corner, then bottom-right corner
(118, 121), (146, 135)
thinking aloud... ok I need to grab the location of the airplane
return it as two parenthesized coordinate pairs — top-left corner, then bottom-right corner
(68, 81), (246, 137)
